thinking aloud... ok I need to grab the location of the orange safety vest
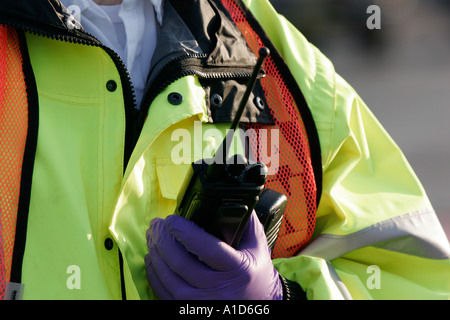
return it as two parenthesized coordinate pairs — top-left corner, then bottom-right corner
(0, 25), (28, 300)
(219, 0), (321, 259)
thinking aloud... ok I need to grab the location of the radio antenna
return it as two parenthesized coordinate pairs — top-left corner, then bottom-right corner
(220, 47), (270, 165)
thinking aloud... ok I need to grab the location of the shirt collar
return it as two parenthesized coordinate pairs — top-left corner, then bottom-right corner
(61, 0), (164, 26)
(150, 0), (164, 26)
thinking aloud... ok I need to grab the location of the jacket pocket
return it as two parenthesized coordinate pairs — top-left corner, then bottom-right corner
(155, 158), (192, 217)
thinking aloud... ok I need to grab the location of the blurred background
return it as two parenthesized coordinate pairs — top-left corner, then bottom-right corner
(269, 0), (450, 240)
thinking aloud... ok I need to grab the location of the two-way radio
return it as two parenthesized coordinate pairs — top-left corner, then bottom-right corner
(175, 47), (286, 249)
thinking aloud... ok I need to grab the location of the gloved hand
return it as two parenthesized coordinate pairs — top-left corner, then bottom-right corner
(145, 210), (283, 300)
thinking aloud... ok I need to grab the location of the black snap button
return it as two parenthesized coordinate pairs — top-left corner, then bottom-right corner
(254, 96), (265, 110)
(104, 238), (114, 250)
(106, 80), (117, 92)
(210, 93), (223, 108)
(168, 92), (183, 105)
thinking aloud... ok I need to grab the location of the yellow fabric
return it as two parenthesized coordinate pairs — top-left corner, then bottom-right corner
(22, 33), (125, 299)
(110, 76), (247, 299)
(243, 0), (449, 299)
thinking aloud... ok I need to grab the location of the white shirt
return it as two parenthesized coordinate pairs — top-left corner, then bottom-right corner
(62, 0), (164, 108)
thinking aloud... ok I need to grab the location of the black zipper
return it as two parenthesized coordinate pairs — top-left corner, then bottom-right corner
(137, 52), (264, 138)
(2, 20), (134, 300)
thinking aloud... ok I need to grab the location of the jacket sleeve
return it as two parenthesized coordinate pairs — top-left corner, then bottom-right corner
(274, 70), (450, 299)
(245, 0), (450, 299)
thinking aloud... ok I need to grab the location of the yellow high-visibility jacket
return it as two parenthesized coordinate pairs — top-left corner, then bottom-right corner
(0, 0), (448, 300)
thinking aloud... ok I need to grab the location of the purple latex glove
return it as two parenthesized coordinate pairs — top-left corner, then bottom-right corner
(145, 211), (283, 300)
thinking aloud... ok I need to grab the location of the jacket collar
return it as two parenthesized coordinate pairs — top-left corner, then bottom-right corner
(0, 0), (164, 31)
(60, 0), (164, 26)
(0, 0), (75, 31)
(0, 0), (256, 68)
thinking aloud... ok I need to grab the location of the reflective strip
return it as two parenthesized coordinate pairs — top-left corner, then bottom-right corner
(299, 209), (450, 260)
(326, 262), (353, 300)
(4, 282), (24, 300)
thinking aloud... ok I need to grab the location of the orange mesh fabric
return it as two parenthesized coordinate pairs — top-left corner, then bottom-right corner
(220, 0), (317, 258)
(0, 26), (28, 300)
